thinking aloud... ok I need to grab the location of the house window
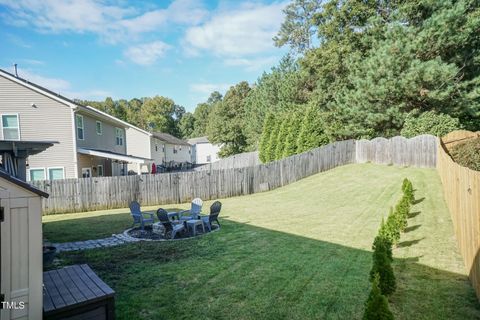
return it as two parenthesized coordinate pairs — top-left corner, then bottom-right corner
(173, 145), (178, 154)
(179, 145), (182, 151)
(76, 114), (84, 140)
(115, 128), (124, 146)
(82, 168), (92, 178)
(97, 165), (104, 177)
(96, 121), (103, 135)
(48, 167), (64, 180)
(162, 144), (165, 152)
(2, 114), (20, 140)
(29, 168), (45, 181)
(155, 144), (158, 152)
(206, 155), (211, 162)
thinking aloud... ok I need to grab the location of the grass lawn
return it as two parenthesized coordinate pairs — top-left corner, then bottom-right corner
(44, 163), (480, 319)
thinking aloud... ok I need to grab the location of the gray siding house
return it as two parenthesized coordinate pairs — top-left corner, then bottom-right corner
(0, 68), (151, 180)
(126, 128), (192, 173)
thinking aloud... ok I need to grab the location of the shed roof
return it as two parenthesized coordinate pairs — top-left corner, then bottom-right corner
(0, 170), (49, 198)
(152, 132), (191, 146)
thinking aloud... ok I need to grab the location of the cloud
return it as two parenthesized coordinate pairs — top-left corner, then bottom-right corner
(184, 2), (287, 57)
(190, 83), (232, 94)
(0, 0), (208, 43)
(4, 66), (111, 100)
(124, 41), (171, 65)
(224, 56), (280, 72)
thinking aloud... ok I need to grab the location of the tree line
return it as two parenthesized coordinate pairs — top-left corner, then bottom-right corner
(83, 0), (480, 160)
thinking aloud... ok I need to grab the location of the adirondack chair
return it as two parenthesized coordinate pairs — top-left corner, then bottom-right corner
(200, 201), (222, 232)
(129, 201), (155, 231)
(179, 198), (203, 220)
(157, 208), (186, 239)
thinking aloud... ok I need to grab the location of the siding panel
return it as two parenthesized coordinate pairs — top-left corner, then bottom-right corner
(0, 75), (76, 178)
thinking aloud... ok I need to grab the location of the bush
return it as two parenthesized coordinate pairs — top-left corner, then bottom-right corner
(381, 209), (401, 245)
(370, 236), (396, 295)
(401, 111), (462, 138)
(394, 199), (409, 232)
(373, 235), (393, 262)
(450, 138), (480, 171)
(363, 273), (395, 320)
(402, 178), (415, 204)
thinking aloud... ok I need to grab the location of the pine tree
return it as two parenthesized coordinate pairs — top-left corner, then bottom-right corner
(283, 111), (303, 157)
(259, 113), (276, 163)
(275, 116), (291, 160)
(296, 104), (329, 153)
(363, 273), (394, 320)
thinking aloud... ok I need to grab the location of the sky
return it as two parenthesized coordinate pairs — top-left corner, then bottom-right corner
(0, 0), (289, 111)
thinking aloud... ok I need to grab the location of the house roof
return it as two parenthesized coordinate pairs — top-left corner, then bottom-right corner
(0, 68), (150, 134)
(187, 136), (210, 144)
(152, 132), (191, 146)
(77, 148), (153, 163)
(0, 170), (49, 198)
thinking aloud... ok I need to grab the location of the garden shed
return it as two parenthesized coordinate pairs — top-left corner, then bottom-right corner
(0, 170), (48, 320)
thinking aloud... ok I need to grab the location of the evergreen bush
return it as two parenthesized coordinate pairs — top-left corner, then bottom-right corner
(363, 273), (394, 320)
(370, 235), (396, 295)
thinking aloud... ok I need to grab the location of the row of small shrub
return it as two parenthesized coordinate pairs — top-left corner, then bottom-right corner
(363, 179), (415, 320)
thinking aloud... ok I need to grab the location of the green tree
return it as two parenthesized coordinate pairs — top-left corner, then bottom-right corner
(401, 111), (462, 138)
(275, 116), (291, 160)
(259, 113), (276, 163)
(273, 0), (323, 53)
(283, 111), (303, 157)
(266, 115), (282, 162)
(244, 56), (308, 149)
(363, 273), (394, 320)
(207, 82), (251, 157)
(178, 112), (195, 138)
(296, 104), (328, 153)
(140, 96), (178, 134)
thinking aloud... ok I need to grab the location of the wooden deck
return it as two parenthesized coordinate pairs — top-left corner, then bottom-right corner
(43, 264), (115, 320)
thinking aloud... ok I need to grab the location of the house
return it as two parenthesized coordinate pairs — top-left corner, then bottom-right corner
(126, 128), (192, 173)
(188, 136), (221, 164)
(0, 68), (152, 181)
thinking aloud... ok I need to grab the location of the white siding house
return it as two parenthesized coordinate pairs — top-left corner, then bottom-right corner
(188, 136), (221, 164)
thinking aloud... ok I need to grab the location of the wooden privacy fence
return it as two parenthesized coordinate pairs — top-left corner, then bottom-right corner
(356, 134), (437, 167)
(32, 135), (438, 215)
(437, 130), (480, 299)
(34, 140), (356, 214)
(194, 151), (260, 171)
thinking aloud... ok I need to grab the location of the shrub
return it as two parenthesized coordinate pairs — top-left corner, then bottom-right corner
(382, 209), (401, 245)
(402, 178), (415, 204)
(450, 137), (480, 171)
(401, 110), (462, 138)
(370, 235), (396, 295)
(394, 199), (409, 232)
(363, 273), (395, 320)
(373, 235), (393, 262)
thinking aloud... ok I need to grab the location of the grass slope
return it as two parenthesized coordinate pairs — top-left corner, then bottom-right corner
(44, 163), (480, 319)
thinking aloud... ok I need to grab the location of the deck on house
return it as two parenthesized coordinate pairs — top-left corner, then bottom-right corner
(43, 264), (115, 320)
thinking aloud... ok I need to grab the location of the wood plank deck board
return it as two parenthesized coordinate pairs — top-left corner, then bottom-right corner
(43, 264), (115, 316)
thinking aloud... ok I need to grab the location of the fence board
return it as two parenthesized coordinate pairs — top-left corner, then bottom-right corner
(356, 134), (437, 168)
(437, 130), (480, 300)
